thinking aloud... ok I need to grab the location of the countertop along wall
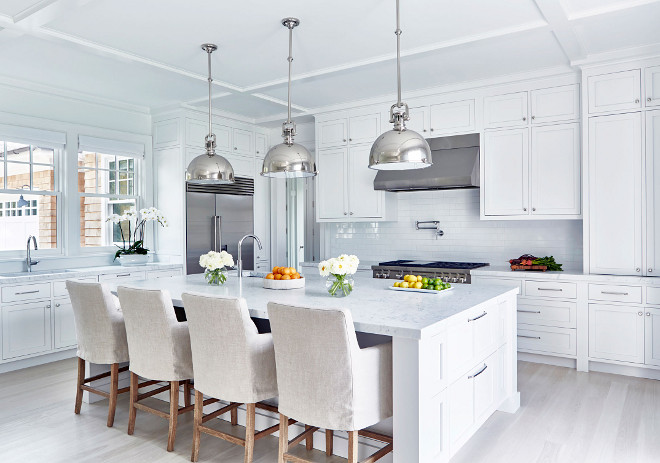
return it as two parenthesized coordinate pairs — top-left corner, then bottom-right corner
(324, 188), (583, 268)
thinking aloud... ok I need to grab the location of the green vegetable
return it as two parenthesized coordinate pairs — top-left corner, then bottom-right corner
(532, 256), (563, 271)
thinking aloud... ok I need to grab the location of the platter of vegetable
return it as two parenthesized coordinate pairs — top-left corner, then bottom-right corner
(509, 254), (563, 272)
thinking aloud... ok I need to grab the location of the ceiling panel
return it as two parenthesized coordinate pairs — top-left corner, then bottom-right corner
(259, 30), (568, 111)
(0, 0), (45, 18)
(571, 2), (660, 54)
(562, 0), (660, 18)
(43, 0), (545, 88)
(189, 93), (301, 119)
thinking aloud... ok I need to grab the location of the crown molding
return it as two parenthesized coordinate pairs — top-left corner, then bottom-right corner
(571, 43), (660, 68)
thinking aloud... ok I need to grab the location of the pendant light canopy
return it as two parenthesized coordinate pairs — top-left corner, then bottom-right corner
(369, 0), (432, 170)
(186, 44), (235, 184)
(261, 18), (317, 178)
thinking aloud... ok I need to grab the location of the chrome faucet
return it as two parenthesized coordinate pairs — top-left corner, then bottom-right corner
(26, 235), (39, 272)
(237, 234), (263, 282)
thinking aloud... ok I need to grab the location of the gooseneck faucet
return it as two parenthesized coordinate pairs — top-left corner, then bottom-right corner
(237, 234), (262, 282)
(26, 235), (39, 273)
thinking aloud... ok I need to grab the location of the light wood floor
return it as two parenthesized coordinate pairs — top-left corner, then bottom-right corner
(0, 359), (658, 462)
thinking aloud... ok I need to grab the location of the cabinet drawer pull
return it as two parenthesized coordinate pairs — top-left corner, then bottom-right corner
(601, 291), (629, 296)
(15, 290), (40, 295)
(116, 273), (131, 277)
(468, 311), (487, 322)
(468, 364), (488, 379)
(517, 334), (541, 339)
(537, 287), (562, 292)
(517, 309), (541, 314)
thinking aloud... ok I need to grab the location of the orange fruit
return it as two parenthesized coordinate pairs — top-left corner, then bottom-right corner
(291, 273), (300, 279)
(274, 274), (282, 280)
(272, 266), (279, 274)
(282, 267), (291, 275)
(281, 274), (291, 280)
(265, 273), (275, 280)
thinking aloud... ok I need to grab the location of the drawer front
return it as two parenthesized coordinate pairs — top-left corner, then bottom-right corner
(524, 280), (576, 299)
(98, 271), (146, 283)
(648, 286), (660, 305)
(517, 325), (576, 356)
(1, 282), (51, 303)
(53, 277), (97, 297)
(146, 269), (182, 280)
(447, 304), (499, 381)
(517, 298), (576, 328)
(588, 283), (642, 303)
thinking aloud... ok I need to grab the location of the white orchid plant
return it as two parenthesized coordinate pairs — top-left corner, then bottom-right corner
(199, 250), (234, 285)
(318, 254), (359, 296)
(106, 206), (168, 260)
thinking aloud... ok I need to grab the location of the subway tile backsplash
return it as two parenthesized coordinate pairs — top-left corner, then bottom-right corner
(326, 189), (583, 267)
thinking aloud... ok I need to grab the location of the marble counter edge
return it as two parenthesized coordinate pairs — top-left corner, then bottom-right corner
(471, 266), (660, 285)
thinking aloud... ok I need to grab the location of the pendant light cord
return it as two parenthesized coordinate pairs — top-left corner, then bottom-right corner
(395, 0), (402, 108)
(286, 23), (293, 125)
(207, 48), (213, 136)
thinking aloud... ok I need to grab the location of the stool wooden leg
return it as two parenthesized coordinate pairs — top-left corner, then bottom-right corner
(107, 363), (119, 427)
(348, 431), (358, 463)
(184, 380), (192, 408)
(74, 357), (85, 414)
(231, 403), (238, 425)
(305, 425), (313, 450)
(167, 381), (179, 452)
(127, 372), (138, 435)
(278, 413), (289, 463)
(244, 403), (255, 463)
(191, 389), (203, 462)
(325, 430), (333, 456)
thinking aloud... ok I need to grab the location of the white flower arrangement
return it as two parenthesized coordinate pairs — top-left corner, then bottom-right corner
(319, 254), (359, 296)
(199, 250), (234, 285)
(106, 206), (168, 260)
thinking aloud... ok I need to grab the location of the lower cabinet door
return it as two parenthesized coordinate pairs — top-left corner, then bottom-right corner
(448, 369), (474, 447)
(2, 301), (52, 359)
(589, 304), (644, 363)
(54, 299), (77, 349)
(473, 351), (498, 424)
(645, 308), (660, 366)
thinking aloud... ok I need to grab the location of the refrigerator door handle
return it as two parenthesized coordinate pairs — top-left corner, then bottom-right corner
(213, 216), (222, 252)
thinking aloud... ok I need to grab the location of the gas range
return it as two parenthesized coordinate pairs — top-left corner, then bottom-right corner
(371, 260), (490, 284)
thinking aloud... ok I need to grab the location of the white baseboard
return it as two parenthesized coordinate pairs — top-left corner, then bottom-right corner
(518, 352), (577, 369)
(0, 349), (76, 374)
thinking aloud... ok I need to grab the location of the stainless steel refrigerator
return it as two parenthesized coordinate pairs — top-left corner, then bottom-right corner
(185, 179), (254, 275)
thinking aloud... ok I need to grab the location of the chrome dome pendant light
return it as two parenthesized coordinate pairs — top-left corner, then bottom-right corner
(186, 43), (235, 184)
(261, 18), (317, 178)
(369, 0), (432, 170)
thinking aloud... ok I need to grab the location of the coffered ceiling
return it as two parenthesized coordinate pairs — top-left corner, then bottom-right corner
(0, 0), (659, 123)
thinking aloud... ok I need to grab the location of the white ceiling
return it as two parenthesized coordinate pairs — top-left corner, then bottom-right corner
(0, 0), (659, 123)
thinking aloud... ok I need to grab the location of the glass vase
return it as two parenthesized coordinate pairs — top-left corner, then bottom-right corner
(325, 274), (354, 297)
(205, 268), (227, 286)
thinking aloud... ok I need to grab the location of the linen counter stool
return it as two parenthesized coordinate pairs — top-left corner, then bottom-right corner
(117, 286), (195, 452)
(182, 293), (288, 463)
(66, 280), (131, 427)
(267, 302), (394, 463)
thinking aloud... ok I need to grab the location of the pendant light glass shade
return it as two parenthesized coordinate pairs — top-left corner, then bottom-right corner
(369, 0), (432, 171)
(186, 43), (235, 184)
(261, 18), (317, 178)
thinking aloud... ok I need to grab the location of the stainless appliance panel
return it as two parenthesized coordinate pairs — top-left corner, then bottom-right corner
(186, 192), (216, 274)
(215, 194), (254, 271)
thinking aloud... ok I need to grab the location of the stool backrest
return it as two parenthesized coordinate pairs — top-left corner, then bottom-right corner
(117, 286), (190, 380)
(267, 302), (360, 430)
(182, 293), (276, 403)
(66, 280), (128, 364)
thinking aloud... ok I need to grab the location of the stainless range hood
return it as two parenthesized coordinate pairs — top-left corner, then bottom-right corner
(373, 133), (480, 191)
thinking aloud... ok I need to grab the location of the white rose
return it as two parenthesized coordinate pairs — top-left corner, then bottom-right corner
(219, 251), (234, 267)
(330, 259), (347, 275)
(318, 260), (330, 277)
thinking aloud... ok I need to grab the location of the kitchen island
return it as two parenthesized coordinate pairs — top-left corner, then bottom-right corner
(112, 273), (520, 462)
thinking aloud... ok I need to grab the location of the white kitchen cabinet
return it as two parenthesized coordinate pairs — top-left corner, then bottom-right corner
(483, 128), (529, 216)
(317, 119), (347, 149)
(225, 153), (255, 178)
(429, 99), (475, 135)
(530, 84), (580, 124)
(98, 270), (146, 283)
(255, 133), (267, 158)
(186, 118), (232, 151)
(254, 144), (271, 269)
(53, 299), (77, 349)
(405, 105), (430, 136)
(348, 113), (380, 145)
(530, 122), (581, 216)
(2, 301), (52, 360)
(588, 113), (643, 275)
(589, 304), (644, 364)
(483, 92), (528, 129)
(347, 145), (381, 218)
(316, 148), (348, 220)
(153, 118), (180, 149)
(232, 128), (252, 155)
(645, 66), (660, 107)
(647, 110), (660, 275)
(587, 69), (642, 114)
(645, 308), (660, 366)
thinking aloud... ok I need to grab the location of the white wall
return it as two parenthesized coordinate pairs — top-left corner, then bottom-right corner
(324, 189), (583, 268)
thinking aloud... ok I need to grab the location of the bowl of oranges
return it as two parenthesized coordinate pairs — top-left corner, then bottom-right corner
(263, 266), (305, 290)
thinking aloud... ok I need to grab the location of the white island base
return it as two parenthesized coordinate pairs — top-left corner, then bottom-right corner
(106, 274), (520, 462)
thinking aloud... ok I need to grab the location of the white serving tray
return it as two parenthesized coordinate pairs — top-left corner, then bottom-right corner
(263, 278), (305, 290)
(388, 286), (454, 295)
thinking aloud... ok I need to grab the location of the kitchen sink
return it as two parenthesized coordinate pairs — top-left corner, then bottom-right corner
(0, 269), (78, 278)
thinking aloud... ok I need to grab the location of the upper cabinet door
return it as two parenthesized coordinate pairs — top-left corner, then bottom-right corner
(316, 148), (348, 220)
(406, 105), (430, 136)
(233, 128), (252, 155)
(530, 84), (580, 124)
(589, 113), (643, 275)
(255, 133), (267, 159)
(317, 119), (348, 149)
(348, 113), (381, 145)
(587, 69), (641, 114)
(483, 92), (528, 129)
(347, 144), (381, 219)
(646, 65), (660, 108)
(483, 128), (529, 216)
(429, 99), (476, 136)
(647, 110), (660, 276)
(530, 123), (581, 216)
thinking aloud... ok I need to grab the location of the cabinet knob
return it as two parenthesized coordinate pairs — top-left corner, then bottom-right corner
(423, 129), (427, 132)
(256, 150), (260, 154)
(532, 207), (536, 212)
(55, 303), (60, 307)
(649, 268), (654, 273)
(531, 116), (535, 120)
(636, 267), (641, 272)
(344, 212), (347, 215)
(343, 139), (347, 142)
(350, 212), (354, 215)
(635, 99), (640, 104)
(647, 312), (651, 316)
(522, 117), (527, 121)
(638, 311), (643, 316)
(649, 98), (653, 102)
(430, 128), (434, 132)
(523, 207), (527, 211)
(46, 304), (51, 308)
(349, 138), (352, 142)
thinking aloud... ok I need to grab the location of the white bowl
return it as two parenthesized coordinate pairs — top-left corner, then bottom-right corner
(262, 277), (305, 290)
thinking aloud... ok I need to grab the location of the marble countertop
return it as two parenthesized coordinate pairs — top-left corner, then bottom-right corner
(471, 265), (659, 285)
(108, 273), (519, 340)
(0, 263), (183, 285)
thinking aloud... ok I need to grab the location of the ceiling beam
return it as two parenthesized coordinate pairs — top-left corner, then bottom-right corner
(532, 0), (585, 62)
(567, 0), (660, 21)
